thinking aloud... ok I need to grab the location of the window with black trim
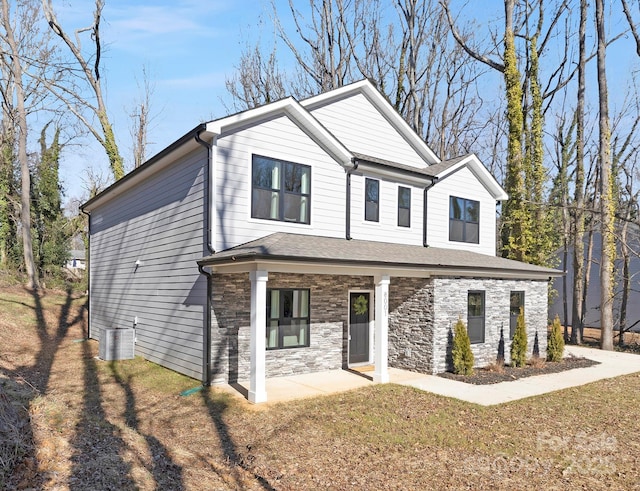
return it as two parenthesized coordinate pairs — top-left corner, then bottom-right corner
(509, 291), (524, 339)
(467, 291), (485, 344)
(398, 186), (411, 227)
(252, 155), (311, 224)
(365, 178), (379, 222)
(266, 289), (310, 349)
(449, 196), (479, 243)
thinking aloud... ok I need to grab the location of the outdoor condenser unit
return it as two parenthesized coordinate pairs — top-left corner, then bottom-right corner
(99, 328), (135, 361)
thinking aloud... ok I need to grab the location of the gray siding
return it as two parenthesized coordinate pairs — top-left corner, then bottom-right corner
(89, 147), (208, 379)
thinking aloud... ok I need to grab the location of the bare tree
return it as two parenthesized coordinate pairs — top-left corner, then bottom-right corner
(595, 0), (615, 350)
(41, 0), (124, 181)
(0, 0), (47, 288)
(129, 66), (156, 169)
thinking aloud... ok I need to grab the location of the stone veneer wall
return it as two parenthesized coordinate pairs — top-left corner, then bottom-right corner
(431, 277), (549, 374)
(387, 278), (435, 373)
(210, 272), (374, 383)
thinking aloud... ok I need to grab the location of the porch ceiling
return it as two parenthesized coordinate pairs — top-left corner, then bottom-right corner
(198, 233), (563, 280)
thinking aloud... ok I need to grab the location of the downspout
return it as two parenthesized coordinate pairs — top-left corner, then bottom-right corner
(346, 158), (359, 240)
(81, 208), (91, 340)
(423, 177), (438, 247)
(195, 129), (214, 387)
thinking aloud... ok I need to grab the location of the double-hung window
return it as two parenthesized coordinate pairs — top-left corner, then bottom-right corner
(449, 196), (479, 243)
(266, 289), (310, 349)
(398, 186), (411, 227)
(365, 178), (380, 222)
(467, 291), (485, 344)
(252, 155), (311, 224)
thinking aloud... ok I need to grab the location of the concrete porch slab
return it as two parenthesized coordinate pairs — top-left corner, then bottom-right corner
(222, 345), (640, 406)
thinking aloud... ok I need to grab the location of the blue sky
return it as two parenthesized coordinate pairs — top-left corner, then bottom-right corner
(53, 0), (637, 204)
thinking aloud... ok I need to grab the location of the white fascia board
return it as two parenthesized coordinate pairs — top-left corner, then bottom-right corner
(206, 98), (353, 168)
(301, 79), (441, 165)
(437, 154), (508, 201)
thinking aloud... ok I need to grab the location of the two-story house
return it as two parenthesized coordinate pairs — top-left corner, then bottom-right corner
(81, 80), (561, 403)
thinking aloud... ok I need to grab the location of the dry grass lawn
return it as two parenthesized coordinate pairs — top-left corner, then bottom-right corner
(2, 286), (640, 490)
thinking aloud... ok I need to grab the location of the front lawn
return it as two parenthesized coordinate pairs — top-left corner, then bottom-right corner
(1, 286), (638, 490)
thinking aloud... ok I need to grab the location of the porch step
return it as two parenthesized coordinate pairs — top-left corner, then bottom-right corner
(351, 365), (374, 373)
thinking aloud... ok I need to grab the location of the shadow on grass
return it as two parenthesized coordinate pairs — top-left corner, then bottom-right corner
(109, 361), (184, 490)
(200, 339), (278, 490)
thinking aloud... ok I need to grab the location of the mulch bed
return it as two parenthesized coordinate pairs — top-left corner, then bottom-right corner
(438, 356), (600, 385)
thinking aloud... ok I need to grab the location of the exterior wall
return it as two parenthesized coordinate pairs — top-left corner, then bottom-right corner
(89, 147), (208, 380)
(426, 166), (498, 256)
(349, 172), (425, 246)
(307, 92), (428, 168)
(210, 272), (374, 383)
(214, 114), (346, 251)
(388, 278), (435, 373)
(431, 277), (549, 373)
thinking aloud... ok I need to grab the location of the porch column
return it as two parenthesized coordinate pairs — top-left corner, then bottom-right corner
(374, 274), (390, 383)
(249, 270), (268, 403)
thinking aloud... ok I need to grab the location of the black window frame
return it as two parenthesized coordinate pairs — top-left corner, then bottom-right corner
(397, 186), (411, 227)
(266, 288), (311, 350)
(251, 154), (311, 224)
(509, 291), (525, 339)
(365, 178), (380, 222)
(467, 291), (485, 344)
(449, 196), (480, 244)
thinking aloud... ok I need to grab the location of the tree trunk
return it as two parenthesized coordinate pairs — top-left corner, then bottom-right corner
(595, 0), (614, 351)
(1, 0), (39, 289)
(571, 0), (587, 345)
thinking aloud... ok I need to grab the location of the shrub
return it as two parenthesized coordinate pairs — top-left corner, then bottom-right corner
(452, 317), (474, 375)
(510, 307), (528, 368)
(547, 315), (565, 362)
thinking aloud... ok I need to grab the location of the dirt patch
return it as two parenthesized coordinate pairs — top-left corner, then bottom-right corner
(438, 356), (600, 385)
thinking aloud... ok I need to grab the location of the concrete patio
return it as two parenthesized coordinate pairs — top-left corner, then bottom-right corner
(221, 345), (640, 406)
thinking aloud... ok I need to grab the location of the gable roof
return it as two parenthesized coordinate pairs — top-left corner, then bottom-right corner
(301, 79), (441, 165)
(198, 232), (561, 279)
(425, 154), (508, 201)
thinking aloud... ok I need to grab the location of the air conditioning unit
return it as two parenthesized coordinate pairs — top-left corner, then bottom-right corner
(99, 328), (135, 361)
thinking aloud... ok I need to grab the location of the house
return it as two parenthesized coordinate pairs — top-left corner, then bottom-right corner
(65, 249), (86, 271)
(550, 228), (640, 332)
(81, 79), (561, 403)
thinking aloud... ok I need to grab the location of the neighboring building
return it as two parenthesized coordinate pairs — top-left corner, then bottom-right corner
(81, 80), (561, 403)
(65, 249), (86, 271)
(550, 228), (640, 332)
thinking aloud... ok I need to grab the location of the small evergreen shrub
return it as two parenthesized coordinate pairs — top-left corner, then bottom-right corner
(452, 318), (474, 375)
(547, 315), (565, 362)
(510, 308), (528, 368)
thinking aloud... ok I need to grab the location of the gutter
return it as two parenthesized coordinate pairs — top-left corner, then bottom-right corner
(81, 208), (91, 340)
(195, 130), (215, 387)
(345, 159), (359, 240)
(422, 178), (438, 247)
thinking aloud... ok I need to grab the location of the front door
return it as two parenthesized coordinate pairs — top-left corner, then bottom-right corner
(349, 292), (370, 364)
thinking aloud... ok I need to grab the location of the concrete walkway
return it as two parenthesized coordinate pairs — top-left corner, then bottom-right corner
(225, 346), (640, 406)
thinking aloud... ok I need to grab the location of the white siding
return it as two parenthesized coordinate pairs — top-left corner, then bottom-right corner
(90, 147), (207, 379)
(349, 172), (424, 246)
(214, 114), (347, 250)
(309, 93), (429, 168)
(425, 166), (497, 256)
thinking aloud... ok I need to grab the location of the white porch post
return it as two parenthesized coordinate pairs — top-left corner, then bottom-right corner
(374, 274), (390, 383)
(249, 270), (268, 403)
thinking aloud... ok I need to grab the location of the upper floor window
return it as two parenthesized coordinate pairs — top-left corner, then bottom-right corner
(252, 155), (310, 224)
(449, 196), (479, 243)
(266, 289), (310, 349)
(398, 186), (411, 227)
(365, 178), (379, 222)
(467, 291), (485, 344)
